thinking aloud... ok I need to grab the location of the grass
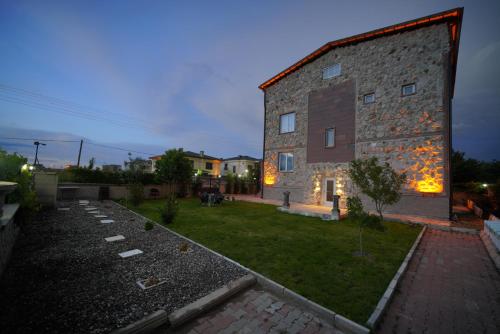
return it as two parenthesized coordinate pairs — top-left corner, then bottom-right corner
(121, 198), (421, 323)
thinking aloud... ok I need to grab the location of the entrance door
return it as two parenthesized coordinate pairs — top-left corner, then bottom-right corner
(323, 178), (335, 206)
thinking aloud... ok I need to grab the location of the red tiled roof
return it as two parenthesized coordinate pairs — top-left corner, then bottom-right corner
(258, 8), (463, 96)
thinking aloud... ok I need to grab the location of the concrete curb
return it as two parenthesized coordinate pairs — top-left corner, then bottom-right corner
(168, 274), (256, 328)
(112, 310), (169, 334)
(113, 200), (371, 334)
(479, 230), (500, 272)
(366, 226), (427, 329)
(385, 216), (479, 235)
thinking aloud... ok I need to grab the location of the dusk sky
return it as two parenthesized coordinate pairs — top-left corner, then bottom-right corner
(1, 0), (499, 167)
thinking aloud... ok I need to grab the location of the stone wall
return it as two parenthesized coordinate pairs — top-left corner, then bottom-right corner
(263, 23), (452, 218)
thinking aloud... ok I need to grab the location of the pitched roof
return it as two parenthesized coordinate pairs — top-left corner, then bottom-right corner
(223, 155), (261, 162)
(259, 8), (463, 96)
(149, 150), (222, 161)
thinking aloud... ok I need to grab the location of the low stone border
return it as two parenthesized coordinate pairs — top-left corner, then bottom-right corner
(385, 216), (478, 235)
(169, 274), (256, 328)
(366, 226), (427, 329)
(479, 230), (500, 271)
(113, 310), (169, 334)
(114, 201), (370, 334)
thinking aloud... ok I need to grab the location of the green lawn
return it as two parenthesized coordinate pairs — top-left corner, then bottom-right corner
(122, 198), (421, 323)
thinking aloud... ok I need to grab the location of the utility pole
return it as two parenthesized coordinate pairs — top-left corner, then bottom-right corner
(33, 141), (46, 166)
(77, 139), (83, 167)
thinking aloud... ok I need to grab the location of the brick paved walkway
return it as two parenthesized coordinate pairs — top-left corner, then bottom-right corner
(164, 288), (339, 334)
(378, 229), (500, 334)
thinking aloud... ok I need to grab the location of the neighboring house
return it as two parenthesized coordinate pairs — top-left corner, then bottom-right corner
(124, 158), (152, 173)
(102, 164), (122, 173)
(149, 150), (222, 176)
(221, 155), (261, 176)
(259, 8), (463, 219)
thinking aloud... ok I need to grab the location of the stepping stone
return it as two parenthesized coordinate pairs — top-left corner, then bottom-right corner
(119, 249), (143, 258)
(85, 207), (98, 211)
(105, 235), (125, 242)
(100, 219), (114, 224)
(57, 208), (70, 211)
(95, 215), (107, 218)
(88, 211), (99, 214)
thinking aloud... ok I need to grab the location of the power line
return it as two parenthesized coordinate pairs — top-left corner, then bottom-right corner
(85, 142), (156, 156)
(0, 137), (80, 143)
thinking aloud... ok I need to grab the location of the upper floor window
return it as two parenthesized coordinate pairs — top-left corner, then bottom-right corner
(363, 93), (375, 104)
(278, 152), (294, 172)
(402, 83), (416, 96)
(322, 64), (341, 79)
(205, 162), (213, 170)
(224, 163), (228, 170)
(280, 112), (295, 134)
(325, 128), (335, 147)
(232, 165), (236, 173)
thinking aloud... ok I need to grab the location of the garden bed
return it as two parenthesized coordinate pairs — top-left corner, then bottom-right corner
(124, 198), (422, 323)
(0, 200), (246, 333)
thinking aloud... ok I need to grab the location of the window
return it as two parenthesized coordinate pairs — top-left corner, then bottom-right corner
(232, 166), (236, 173)
(224, 163), (228, 170)
(279, 112), (295, 133)
(322, 63), (341, 79)
(205, 162), (213, 170)
(278, 152), (294, 172)
(363, 93), (375, 104)
(402, 83), (416, 96)
(325, 128), (335, 147)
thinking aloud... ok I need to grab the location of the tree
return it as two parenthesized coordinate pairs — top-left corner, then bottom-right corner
(87, 157), (96, 170)
(347, 196), (385, 256)
(348, 157), (406, 221)
(155, 148), (193, 192)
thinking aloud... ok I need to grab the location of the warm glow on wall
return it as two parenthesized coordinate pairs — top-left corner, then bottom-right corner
(263, 159), (278, 185)
(406, 142), (444, 194)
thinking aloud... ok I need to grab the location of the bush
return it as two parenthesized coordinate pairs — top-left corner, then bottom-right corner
(159, 195), (179, 224)
(362, 214), (386, 231)
(347, 196), (364, 220)
(128, 182), (144, 206)
(144, 221), (154, 231)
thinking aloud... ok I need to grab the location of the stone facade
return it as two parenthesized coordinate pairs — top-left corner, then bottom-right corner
(262, 22), (454, 218)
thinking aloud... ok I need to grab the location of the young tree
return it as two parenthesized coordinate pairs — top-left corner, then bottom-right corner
(155, 149), (193, 192)
(348, 157), (406, 221)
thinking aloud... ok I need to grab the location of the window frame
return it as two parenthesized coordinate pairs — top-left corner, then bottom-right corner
(325, 127), (336, 148)
(232, 165), (236, 173)
(322, 63), (341, 80)
(401, 83), (416, 97)
(205, 162), (213, 170)
(363, 93), (375, 104)
(279, 112), (296, 134)
(278, 152), (294, 172)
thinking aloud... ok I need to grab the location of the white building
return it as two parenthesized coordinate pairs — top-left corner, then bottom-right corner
(222, 155), (260, 177)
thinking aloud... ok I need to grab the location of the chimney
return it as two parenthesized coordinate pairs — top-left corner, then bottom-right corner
(200, 150), (204, 157)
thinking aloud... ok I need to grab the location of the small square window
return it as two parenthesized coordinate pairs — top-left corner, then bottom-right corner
(402, 83), (416, 96)
(205, 162), (213, 170)
(278, 152), (294, 172)
(325, 128), (335, 147)
(279, 112), (295, 134)
(363, 93), (375, 104)
(323, 64), (341, 79)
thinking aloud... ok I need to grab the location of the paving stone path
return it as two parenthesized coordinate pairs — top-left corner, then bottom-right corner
(378, 229), (500, 334)
(165, 288), (339, 334)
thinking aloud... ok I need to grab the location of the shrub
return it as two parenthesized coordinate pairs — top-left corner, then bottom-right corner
(144, 221), (154, 231)
(347, 196), (364, 220)
(128, 182), (144, 206)
(159, 195), (179, 224)
(362, 214), (386, 231)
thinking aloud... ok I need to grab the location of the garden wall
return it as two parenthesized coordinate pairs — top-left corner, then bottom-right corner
(57, 183), (179, 200)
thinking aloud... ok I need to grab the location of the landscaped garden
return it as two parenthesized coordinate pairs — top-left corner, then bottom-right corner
(122, 198), (422, 323)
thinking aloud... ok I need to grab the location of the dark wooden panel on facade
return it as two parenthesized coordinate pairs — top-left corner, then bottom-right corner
(307, 80), (355, 163)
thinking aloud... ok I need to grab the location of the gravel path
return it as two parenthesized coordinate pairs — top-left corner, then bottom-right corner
(0, 200), (247, 334)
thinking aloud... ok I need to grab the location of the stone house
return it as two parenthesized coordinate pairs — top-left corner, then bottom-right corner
(259, 8), (463, 218)
(221, 155), (261, 177)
